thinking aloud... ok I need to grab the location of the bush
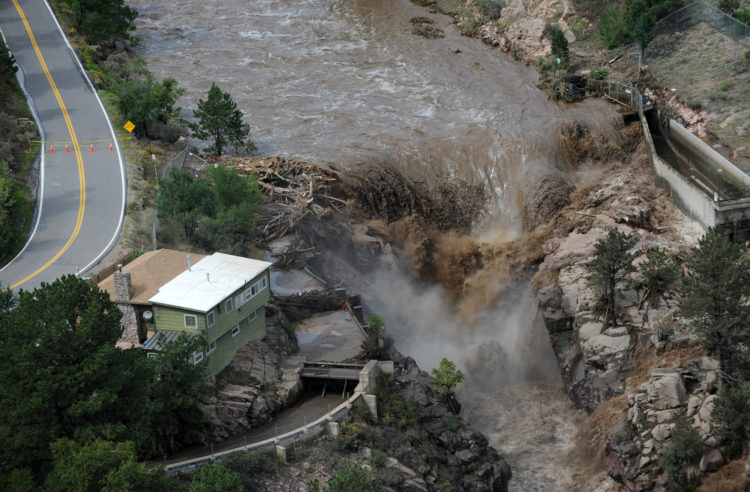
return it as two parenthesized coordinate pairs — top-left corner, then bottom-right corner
(735, 8), (750, 26)
(308, 460), (379, 492)
(720, 80), (733, 91)
(592, 69), (610, 80)
(719, 0), (740, 14)
(475, 0), (504, 20)
(649, 0), (684, 21)
(113, 77), (184, 139)
(659, 415), (703, 490)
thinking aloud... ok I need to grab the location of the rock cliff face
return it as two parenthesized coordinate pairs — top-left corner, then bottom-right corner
(348, 355), (512, 492)
(607, 357), (724, 490)
(529, 138), (736, 488)
(204, 321), (303, 441)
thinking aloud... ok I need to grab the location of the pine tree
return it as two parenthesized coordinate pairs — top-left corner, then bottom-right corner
(189, 83), (254, 156)
(680, 228), (750, 385)
(550, 27), (569, 65)
(586, 227), (638, 327)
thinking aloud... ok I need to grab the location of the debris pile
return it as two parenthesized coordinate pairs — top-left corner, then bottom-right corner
(229, 156), (346, 241)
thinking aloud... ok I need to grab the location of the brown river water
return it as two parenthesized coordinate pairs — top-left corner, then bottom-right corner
(129, 0), (622, 489)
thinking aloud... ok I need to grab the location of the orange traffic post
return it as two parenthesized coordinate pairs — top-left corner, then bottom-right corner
(65, 144), (69, 152)
(50, 146), (54, 153)
(90, 144), (94, 152)
(109, 143), (113, 151)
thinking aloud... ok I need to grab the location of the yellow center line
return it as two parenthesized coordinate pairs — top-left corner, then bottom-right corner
(10, 0), (86, 289)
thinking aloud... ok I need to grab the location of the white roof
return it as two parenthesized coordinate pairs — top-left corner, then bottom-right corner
(148, 253), (271, 313)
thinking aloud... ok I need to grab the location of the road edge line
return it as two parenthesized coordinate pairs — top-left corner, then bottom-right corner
(42, 0), (128, 277)
(0, 27), (46, 276)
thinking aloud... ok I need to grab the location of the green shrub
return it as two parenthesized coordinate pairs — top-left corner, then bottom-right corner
(461, 21), (477, 36)
(113, 77), (183, 139)
(745, 50), (750, 63)
(734, 8), (750, 29)
(444, 414), (461, 431)
(369, 449), (387, 468)
(649, 0), (684, 21)
(475, 0), (504, 20)
(719, 0), (740, 14)
(309, 460), (379, 492)
(720, 80), (733, 91)
(592, 69), (610, 80)
(659, 415), (703, 490)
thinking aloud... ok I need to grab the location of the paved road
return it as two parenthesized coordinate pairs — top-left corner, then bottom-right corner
(0, 0), (125, 291)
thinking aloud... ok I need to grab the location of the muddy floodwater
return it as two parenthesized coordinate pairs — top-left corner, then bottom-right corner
(130, 0), (618, 228)
(128, 0), (618, 488)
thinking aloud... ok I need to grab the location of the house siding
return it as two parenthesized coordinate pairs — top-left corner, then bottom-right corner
(152, 270), (271, 377)
(153, 305), (205, 333)
(206, 306), (267, 376)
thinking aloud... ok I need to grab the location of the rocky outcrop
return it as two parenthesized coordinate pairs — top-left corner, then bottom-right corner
(606, 357), (722, 490)
(469, 0), (576, 62)
(350, 356), (511, 491)
(204, 323), (303, 441)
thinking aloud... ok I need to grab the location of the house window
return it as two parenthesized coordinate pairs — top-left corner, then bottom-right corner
(224, 298), (233, 313)
(207, 310), (215, 326)
(207, 341), (217, 354)
(231, 324), (240, 337)
(184, 314), (197, 328)
(259, 276), (267, 290)
(247, 310), (257, 323)
(192, 351), (204, 364)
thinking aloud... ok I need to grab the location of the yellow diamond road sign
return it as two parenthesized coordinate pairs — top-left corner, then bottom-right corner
(123, 121), (135, 133)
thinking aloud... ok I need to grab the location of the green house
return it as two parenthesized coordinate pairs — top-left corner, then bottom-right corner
(143, 252), (271, 376)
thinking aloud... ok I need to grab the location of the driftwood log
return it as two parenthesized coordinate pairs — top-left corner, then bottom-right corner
(227, 156), (345, 241)
(273, 289), (347, 322)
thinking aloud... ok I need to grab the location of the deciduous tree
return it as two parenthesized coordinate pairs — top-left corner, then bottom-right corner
(158, 166), (215, 239)
(431, 358), (465, 397)
(69, 0), (138, 45)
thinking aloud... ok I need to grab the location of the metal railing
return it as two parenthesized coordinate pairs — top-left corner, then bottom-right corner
(653, 1), (750, 45)
(586, 78), (645, 113)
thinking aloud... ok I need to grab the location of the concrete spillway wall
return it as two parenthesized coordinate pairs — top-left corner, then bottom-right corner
(665, 120), (750, 195)
(641, 112), (750, 240)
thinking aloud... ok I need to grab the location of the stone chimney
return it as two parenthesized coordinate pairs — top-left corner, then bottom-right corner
(114, 269), (133, 302)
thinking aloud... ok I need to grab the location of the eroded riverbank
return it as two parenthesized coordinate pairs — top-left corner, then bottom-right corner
(127, 0), (650, 489)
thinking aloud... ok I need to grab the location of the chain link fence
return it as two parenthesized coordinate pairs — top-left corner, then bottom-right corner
(653, 1), (750, 45)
